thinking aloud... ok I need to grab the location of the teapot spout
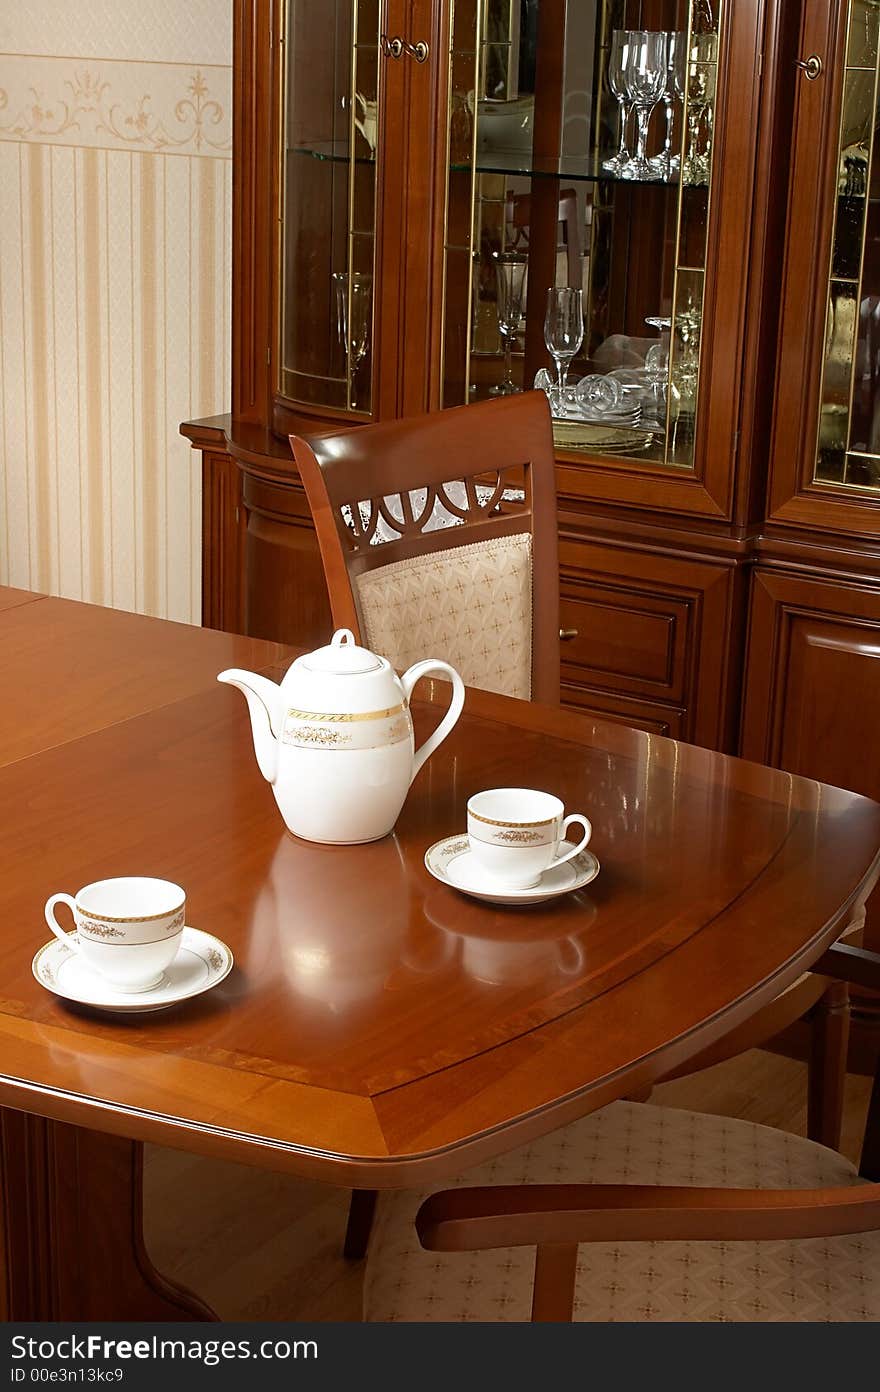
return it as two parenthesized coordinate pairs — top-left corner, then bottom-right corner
(217, 669), (280, 784)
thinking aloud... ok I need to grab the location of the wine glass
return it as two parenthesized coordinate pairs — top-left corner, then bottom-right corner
(670, 36), (687, 175)
(602, 30), (634, 175)
(491, 251), (528, 395)
(544, 287), (584, 413)
(574, 374), (623, 417)
(624, 31), (668, 181)
(332, 271), (372, 405)
(650, 33), (684, 179)
(534, 366), (553, 398)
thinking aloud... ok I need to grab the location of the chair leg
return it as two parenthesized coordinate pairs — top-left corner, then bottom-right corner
(807, 980), (850, 1150)
(531, 1243), (578, 1322)
(344, 1189), (378, 1260)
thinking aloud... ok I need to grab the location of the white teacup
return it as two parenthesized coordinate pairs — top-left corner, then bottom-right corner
(467, 789), (592, 890)
(44, 877), (186, 993)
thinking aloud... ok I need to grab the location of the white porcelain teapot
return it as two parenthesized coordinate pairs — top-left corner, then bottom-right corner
(218, 630), (465, 844)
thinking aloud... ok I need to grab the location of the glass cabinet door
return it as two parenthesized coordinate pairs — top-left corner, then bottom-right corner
(279, 0), (381, 415)
(814, 0), (880, 490)
(768, 0), (880, 533)
(440, 0), (720, 468)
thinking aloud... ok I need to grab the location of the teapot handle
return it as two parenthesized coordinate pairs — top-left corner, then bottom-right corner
(401, 660), (465, 785)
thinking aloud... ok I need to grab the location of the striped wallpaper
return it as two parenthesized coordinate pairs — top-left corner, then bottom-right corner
(0, 9), (232, 624)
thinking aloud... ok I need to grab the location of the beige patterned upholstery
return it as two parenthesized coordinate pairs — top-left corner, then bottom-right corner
(355, 532), (533, 700)
(364, 1101), (879, 1322)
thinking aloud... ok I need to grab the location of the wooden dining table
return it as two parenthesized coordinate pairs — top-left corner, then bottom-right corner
(1, 585), (879, 1321)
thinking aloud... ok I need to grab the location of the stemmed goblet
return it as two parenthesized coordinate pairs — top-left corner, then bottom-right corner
(602, 30), (634, 176)
(490, 251), (528, 395)
(650, 32), (685, 179)
(671, 35), (687, 175)
(625, 30), (669, 181)
(544, 287), (584, 414)
(332, 271), (372, 405)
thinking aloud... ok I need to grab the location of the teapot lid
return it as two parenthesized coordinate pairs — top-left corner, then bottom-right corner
(300, 628), (383, 676)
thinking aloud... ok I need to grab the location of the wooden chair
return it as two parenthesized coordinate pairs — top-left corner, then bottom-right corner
(364, 943), (880, 1323)
(293, 394), (858, 1260)
(505, 187), (582, 289)
(291, 391), (561, 704)
(294, 393), (559, 1259)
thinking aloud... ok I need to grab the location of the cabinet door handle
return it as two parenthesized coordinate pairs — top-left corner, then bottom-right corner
(560, 628), (579, 641)
(403, 39), (429, 63)
(381, 35), (404, 59)
(795, 54), (823, 80)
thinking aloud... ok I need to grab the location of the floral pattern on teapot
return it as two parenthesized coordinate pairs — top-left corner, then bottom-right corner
(281, 702), (413, 751)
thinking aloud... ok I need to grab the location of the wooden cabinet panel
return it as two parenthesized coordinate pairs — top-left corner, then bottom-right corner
(741, 567), (880, 948)
(742, 569), (880, 791)
(558, 537), (740, 749)
(242, 475), (332, 648)
(201, 452), (245, 634)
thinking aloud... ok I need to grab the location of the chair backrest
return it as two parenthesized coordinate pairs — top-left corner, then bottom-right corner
(506, 188), (581, 288)
(291, 392), (560, 703)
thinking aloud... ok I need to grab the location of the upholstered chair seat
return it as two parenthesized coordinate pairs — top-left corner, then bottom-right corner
(364, 1101), (879, 1322)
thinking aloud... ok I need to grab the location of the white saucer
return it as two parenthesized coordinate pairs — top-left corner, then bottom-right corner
(424, 835), (600, 906)
(32, 926), (234, 1013)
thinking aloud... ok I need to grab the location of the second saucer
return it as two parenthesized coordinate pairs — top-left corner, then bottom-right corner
(425, 835), (599, 906)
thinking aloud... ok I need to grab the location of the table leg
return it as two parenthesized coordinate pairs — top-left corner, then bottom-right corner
(343, 1188), (378, 1260)
(0, 1108), (217, 1320)
(808, 980), (851, 1150)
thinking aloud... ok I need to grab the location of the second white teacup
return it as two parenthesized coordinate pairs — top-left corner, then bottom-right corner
(44, 877), (186, 993)
(467, 788), (592, 890)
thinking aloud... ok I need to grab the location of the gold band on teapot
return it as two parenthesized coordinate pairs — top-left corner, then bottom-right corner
(284, 702), (406, 724)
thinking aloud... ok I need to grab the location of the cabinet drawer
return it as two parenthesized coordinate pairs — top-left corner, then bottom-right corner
(559, 583), (688, 702)
(561, 682), (686, 738)
(558, 537), (739, 749)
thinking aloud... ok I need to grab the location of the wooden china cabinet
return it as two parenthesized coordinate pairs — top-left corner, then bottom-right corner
(182, 0), (880, 970)
(184, 0), (762, 750)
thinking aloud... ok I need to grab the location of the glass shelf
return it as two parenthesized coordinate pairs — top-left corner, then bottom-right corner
(290, 142), (375, 166)
(291, 141), (708, 189)
(452, 149), (705, 188)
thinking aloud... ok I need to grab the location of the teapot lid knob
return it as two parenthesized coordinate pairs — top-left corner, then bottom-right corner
(301, 628), (384, 675)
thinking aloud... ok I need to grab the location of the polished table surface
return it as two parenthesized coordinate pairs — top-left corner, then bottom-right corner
(2, 588), (880, 1210)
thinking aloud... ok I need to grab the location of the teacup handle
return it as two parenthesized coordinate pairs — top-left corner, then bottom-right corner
(45, 893), (81, 952)
(401, 660), (466, 784)
(546, 815), (592, 873)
